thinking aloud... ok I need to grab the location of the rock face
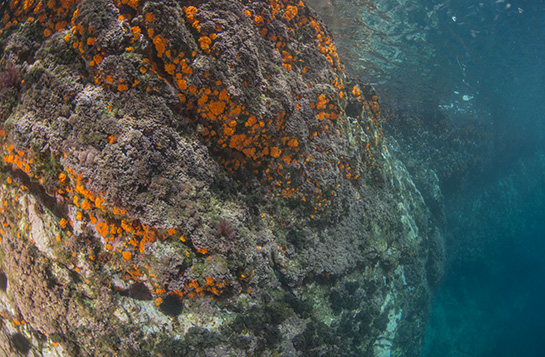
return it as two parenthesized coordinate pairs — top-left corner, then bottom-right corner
(0, 0), (443, 355)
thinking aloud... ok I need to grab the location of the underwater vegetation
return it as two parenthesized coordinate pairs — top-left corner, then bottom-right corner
(0, 0), (445, 355)
(0, 63), (20, 90)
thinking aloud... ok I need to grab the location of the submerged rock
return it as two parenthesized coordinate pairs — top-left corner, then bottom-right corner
(0, 0), (443, 355)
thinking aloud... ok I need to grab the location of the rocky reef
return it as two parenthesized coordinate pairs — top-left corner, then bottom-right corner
(0, 0), (443, 355)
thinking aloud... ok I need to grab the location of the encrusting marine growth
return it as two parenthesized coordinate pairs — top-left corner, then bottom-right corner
(4, 0), (383, 213)
(0, 0), (384, 303)
(0, 0), (444, 355)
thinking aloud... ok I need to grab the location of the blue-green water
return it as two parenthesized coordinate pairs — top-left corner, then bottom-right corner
(423, 150), (545, 356)
(421, 1), (545, 355)
(415, 1), (545, 355)
(318, 0), (545, 355)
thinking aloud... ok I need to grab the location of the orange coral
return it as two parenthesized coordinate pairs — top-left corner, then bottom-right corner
(270, 147), (281, 158)
(59, 218), (68, 229)
(144, 12), (155, 22)
(283, 5), (298, 21)
(198, 35), (212, 53)
(208, 101), (226, 116)
(152, 35), (167, 57)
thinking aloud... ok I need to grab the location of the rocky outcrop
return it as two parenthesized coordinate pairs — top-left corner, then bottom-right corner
(0, 0), (443, 355)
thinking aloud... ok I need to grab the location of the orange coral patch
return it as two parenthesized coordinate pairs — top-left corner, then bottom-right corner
(152, 35), (167, 57)
(218, 88), (229, 101)
(164, 63), (176, 75)
(270, 147), (281, 158)
(287, 138), (299, 147)
(283, 5), (298, 21)
(198, 36), (212, 52)
(208, 101), (226, 116)
(316, 94), (327, 110)
(229, 134), (246, 149)
(122, 251), (132, 261)
(96, 222), (109, 238)
(176, 79), (187, 90)
(224, 126), (235, 136)
(198, 94), (208, 106)
(145, 12), (156, 22)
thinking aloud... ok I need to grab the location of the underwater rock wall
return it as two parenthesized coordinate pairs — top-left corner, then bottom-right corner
(0, 0), (443, 355)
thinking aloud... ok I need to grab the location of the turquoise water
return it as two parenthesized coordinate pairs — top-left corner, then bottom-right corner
(421, 1), (545, 355)
(411, 1), (545, 355)
(319, 0), (545, 355)
(423, 150), (545, 356)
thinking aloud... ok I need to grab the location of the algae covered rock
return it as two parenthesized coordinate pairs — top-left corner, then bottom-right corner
(0, 0), (443, 355)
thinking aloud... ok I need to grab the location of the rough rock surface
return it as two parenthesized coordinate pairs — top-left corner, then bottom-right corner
(0, 0), (443, 355)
